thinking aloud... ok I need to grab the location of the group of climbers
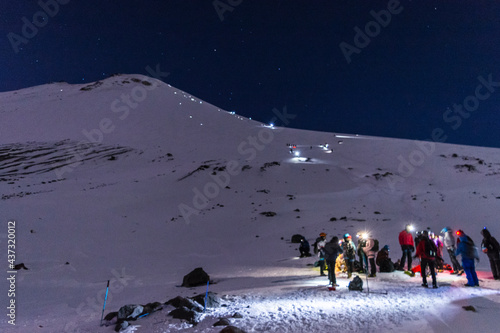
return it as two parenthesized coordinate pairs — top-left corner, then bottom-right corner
(297, 225), (500, 289)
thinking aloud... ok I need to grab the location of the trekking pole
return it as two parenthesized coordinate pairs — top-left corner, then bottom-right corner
(100, 280), (110, 326)
(365, 266), (370, 295)
(204, 280), (210, 312)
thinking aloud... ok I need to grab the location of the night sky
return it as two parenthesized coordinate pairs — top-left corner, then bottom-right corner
(1, 1), (499, 148)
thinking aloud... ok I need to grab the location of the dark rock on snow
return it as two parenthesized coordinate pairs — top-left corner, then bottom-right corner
(213, 318), (231, 326)
(115, 320), (129, 332)
(462, 305), (477, 312)
(232, 312), (243, 318)
(166, 296), (203, 312)
(182, 267), (210, 287)
(104, 311), (118, 321)
(142, 301), (163, 314)
(168, 306), (200, 324)
(117, 304), (144, 321)
(219, 326), (247, 333)
(191, 291), (222, 308)
(260, 211), (276, 217)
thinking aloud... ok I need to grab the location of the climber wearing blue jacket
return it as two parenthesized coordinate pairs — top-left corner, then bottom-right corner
(455, 230), (479, 287)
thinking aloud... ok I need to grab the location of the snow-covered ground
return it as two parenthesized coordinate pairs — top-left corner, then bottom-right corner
(1, 75), (499, 332)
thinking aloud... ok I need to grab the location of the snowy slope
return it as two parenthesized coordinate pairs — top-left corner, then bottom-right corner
(1, 75), (500, 332)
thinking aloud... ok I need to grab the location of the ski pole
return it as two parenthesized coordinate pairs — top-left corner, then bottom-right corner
(204, 280), (210, 312)
(100, 280), (110, 326)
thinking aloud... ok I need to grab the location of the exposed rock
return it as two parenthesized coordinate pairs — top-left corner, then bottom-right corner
(14, 263), (28, 270)
(142, 302), (163, 314)
(462, 305), (477, 312)
(191, 291), (222, 308)
(168, 306), (200, 324)
(117, 304), (144, 321)
(166, 296), (203, 312)
(260, 211), (276, 217)
(104, 311), (118, 321)
(114, 320), (128, 332)
(182, 267), (210, 287)
(213, 318), (231, 326)
(219, 326), (247, 333)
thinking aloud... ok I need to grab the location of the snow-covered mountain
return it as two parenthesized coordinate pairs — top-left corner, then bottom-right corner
(1, 75), (500, 332)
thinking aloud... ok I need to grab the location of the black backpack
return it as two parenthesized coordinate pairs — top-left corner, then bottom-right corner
(348, 276), (363, 291)
(425, 239), (437, 257)
(372, 239), (379, 252)
(344, 241), (355, 257)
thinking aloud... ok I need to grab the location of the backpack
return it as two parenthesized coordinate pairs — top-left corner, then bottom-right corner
(372, 239), (379, 252)
(348, 276), (363, 291)
(425, 239), (437, 258)
(344, 241), (356, 258)
(483, 238), (499, 252)
(313, 237), (322, 255)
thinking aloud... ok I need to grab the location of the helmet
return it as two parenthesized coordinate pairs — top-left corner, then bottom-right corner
(441, 227), (451, 233)
(343, 233), (350, 239)
(319, 232), (326, 237)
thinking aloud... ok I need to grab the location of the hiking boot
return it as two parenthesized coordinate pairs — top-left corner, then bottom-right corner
(422, 283), (428, 288)
(320, 273), (327, 276)
(404, 271), (415, 277)
(457, 270), (464, 276)
(368, 274), (376, 278)
(464, 284), (474, 287)
(433, 285), (438, 289)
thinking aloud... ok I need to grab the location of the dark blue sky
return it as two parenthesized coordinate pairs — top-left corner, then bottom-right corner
(1, 1), (499, 147)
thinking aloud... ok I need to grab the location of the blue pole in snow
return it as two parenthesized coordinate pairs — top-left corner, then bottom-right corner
(100, 280), (110, 326)
(204, 280), (210, 312)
